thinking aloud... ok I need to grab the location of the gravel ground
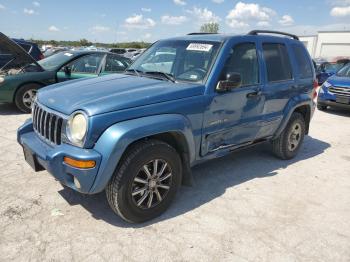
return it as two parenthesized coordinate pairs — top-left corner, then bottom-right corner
(0, 103), (349, 262)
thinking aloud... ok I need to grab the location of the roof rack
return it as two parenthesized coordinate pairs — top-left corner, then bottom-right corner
(187, 32), (218, 35)
(248, 30), (299, 40)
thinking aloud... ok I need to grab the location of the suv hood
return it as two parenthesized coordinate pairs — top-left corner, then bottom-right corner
(37, 74), (205, 116)
(328, 75), (350, 88)
(0, 32), (43, 73)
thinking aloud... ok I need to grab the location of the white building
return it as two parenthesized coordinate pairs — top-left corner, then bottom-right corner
(299, 31), (350, 60)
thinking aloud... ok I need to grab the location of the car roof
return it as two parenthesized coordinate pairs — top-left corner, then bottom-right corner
(64, 50), (131, 61)
(66, 50), (122, 56)
(165, 32), (300, 44)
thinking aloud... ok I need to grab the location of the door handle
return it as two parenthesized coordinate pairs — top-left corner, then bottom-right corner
(246, 91), (261, 98)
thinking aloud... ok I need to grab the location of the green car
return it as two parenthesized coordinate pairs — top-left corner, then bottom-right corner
(0, 33), (131, 113)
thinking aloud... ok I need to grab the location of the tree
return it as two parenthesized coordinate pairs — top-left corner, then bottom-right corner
(79, 38), (92, 46)
(200, 22), (219, 33)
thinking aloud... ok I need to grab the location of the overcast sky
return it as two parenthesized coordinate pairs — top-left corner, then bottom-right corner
(0, 0), (349, 43)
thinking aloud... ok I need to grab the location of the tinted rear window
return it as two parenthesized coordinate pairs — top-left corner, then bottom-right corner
(263, 43), (293, 82)
(18, 43), (32, 52)
(292, 44), (313, 78)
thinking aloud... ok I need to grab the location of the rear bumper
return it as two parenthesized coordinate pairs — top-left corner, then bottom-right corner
(17, 119), (102, 194)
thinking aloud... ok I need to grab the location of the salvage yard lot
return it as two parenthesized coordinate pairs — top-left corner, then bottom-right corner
(0, 103), (349, 262)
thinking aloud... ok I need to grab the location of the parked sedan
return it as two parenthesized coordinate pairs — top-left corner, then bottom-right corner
(317, 63), (350, 110)
(0, 33), (131, 113)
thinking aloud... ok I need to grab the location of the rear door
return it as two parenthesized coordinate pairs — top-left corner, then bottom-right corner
(57, 53), (105, 82)
(255, 40), (296, 138)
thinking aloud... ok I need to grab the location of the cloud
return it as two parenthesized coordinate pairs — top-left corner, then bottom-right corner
(161, 15), (188, 25)
(174, 0), (186, 6)
(23, 8), (36, 15)
(331, 6), (350, 16)
(90, 25), (111, 33)
(48, 25), (60, 32)
(144, 33), (152, 39)
(187, 7), (221, 24)
(212, 0), (224, 3)
(226, 2), (276, 28)
(33, 1), (40, 7)
(124, 14), (156, 29)
(257, 21), (270, 27)
(327, 0), (350, 6)
(279, 15), (294, 26)
(0, 4), (5, 10)
(141, 7), (151, 12)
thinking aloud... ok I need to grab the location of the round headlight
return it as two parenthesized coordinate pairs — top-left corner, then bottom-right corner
(67, 112), (88, 145)
(0, 77), (4, 85)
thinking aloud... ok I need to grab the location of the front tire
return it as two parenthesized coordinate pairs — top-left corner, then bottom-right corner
(272, 112), (306, 160)
(317, 103), (327, 111)
(106, 139), (182, 223)
(15, 84), (40, 113)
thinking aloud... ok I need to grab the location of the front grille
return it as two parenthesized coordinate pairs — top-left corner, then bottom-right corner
(329, 86), (350, 97)
(32, 103), (63, 145)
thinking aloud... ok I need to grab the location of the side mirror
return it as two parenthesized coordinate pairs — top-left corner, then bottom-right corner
(216, 72), (242, 93)
(63, 66), (71, 75)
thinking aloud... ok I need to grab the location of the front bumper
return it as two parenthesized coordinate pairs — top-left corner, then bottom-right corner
(318, 86), (350, 110)
(17, 119), (102, 193)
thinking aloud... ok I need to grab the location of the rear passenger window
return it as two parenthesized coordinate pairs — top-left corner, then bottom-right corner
(221, 43), (259, 86)
(263, 43), (292, 82)
(292, 44), (313, 78)
(18, 43), (32, 52)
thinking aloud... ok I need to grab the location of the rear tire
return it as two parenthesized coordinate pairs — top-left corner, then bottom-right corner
(106, 139), (182, 223)
(272, 112), (306, 160)
(15, 84), (41, 113)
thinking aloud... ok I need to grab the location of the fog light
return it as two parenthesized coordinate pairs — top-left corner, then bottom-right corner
(63, 157), (96, 169)
(74, 177), (81, 189)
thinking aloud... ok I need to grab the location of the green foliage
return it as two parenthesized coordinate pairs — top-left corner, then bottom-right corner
(29, 39), (151, 49)
(200, 22), (219, 33)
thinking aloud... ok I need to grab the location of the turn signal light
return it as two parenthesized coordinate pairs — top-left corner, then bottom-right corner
(63, 157), (96, 169)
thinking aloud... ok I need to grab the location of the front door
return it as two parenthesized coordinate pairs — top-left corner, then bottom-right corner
(201, 41), (264, 156)
(57, 53), (105, 82)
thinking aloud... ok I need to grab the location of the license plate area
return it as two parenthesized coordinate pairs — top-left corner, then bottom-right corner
(23, 145), (44, 172)
(336, 96), (350, 104)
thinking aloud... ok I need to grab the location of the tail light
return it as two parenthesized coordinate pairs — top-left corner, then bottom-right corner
(38, 54), (44, 60)
(312, 79), (318, 100)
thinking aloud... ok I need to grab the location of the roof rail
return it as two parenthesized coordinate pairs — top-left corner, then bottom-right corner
(187, 32), (218, 35)
(248, 30), (299, 40)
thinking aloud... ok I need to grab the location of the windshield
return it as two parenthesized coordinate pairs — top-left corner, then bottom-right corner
(336, 64), (350, 77)
(322, 63), (344, 72)
(38, 52), (75, 70)
(128, 40), (221, 83)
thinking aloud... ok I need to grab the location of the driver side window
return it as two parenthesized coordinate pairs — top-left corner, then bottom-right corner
(221, 43), (259, 86)
(62, 54), (104, 74)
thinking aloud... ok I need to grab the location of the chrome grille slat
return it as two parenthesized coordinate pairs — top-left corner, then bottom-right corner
(43, 112), (48, 138)
(54, 117), (59, 144)
(329, 86), (350, 97)
(32, 102), (63, 145)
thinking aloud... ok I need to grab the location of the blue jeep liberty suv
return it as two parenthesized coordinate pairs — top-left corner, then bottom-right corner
(18, 30), (317, 223)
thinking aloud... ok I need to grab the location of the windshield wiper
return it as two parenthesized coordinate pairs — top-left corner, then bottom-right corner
(144, 71), (176, 83)
(125, 68), (143, 77)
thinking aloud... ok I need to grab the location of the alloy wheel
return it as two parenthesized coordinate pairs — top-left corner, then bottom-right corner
(22, 89), (37, 110)
(288, 122), (302, 151)
(131, 159), (172, 209)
